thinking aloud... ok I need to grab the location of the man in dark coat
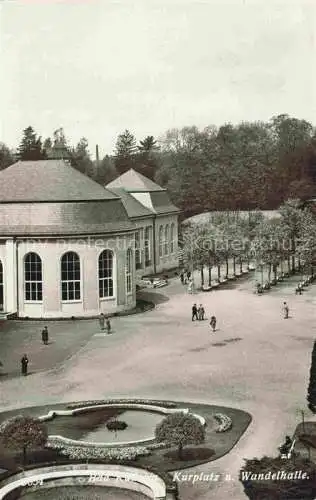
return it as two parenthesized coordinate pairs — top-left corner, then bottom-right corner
(192, 303), (198, 321)
(21, 354), (29, 376)
(41, 326), (48, 345)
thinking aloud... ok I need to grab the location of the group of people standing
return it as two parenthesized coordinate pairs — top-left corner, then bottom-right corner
(192, 303), (217, 333)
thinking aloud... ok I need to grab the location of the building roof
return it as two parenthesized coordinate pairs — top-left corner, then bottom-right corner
(149, 191), (180, 215)
(106, 168), (165, 192)
(108, 188), (153, 218)
(0, 160), (117, 202)
(0, 201), (135, 236)
(0, 160), (135, 236)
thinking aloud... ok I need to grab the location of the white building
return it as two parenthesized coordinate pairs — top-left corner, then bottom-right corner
(0, 161), (179, 319)
(106, 169), (180, 278)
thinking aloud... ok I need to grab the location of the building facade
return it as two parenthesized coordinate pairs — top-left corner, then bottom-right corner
(106, 169), (180, 278)
(0, 162), (179, 318)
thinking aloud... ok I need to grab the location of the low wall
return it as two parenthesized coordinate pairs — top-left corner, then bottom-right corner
(0, 464), (169, 500)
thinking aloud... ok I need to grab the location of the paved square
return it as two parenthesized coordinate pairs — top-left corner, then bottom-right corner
(1, 273), (316, 499)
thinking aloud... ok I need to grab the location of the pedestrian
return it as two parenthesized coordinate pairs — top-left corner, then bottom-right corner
(283, 302), (289, 319)
(187, 279), (193, 294)
(99, 313), (105, 330)
(41, 326), (48, 345)
(184, 271), (188, 285)
(198, 304), (205, 320)
(187, 270), (191, 281)
(192, 303), (198, 321)
(21, 354), (28, 376)
(210, 315), (217, 332)
(106, 317), (111, 334)
(180, 271), (184, 285)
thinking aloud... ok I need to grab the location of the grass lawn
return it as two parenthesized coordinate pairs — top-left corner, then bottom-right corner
(0, 400), (251, 474)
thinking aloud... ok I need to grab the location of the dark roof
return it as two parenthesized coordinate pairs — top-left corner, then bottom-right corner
(150, 191), (180, 215)
(108, 188), (153, 218)
(106, 168), (165, 192)
(0, 160), (117, 202)
(0, 200), (135, 236)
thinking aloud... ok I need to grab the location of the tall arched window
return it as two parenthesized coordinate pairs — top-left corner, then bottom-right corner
(159, 226), (163, 257)
(61, 252), (80, 301)
(99, 250), (114, 298)
(170, 223), (175, 254)
(126, 248), (132, 294)
(164, 225), (169, 255)
(24, 252), (43, 301)
(144, 226), (151, 266)
(0, 259), (3, 310)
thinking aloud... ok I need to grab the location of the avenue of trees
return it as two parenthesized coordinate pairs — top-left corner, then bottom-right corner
(181, 199), (316, 287)
(1, 114), (316, 218)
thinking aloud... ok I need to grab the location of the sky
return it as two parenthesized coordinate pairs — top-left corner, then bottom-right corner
(1, 0), (315, 157)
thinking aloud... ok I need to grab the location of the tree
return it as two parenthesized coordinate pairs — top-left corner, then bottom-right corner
(18, 126), (46, 161)
(307, 341), (316, 412)
(114, 129), (137, 175)
(138, 135), (159, 153)
(279, 199), (306, 273)
(0, 142), (15, 170)
(95, 155), (118, 185)
(240, 455), (316, 499)
(155, 412), (205, 459)
(136, 135), (160, 180)
(0, 415), (48, 464)
(71, 137), (94, 176)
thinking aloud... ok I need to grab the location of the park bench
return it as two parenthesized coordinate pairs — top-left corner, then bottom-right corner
(280, 438), (296, 459)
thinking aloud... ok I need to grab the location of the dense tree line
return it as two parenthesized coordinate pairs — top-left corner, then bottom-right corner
(1, 114), (315, 217)
(181, 200), (316, 287)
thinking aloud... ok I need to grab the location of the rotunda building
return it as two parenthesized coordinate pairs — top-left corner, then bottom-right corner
(0, 160), (136, 318)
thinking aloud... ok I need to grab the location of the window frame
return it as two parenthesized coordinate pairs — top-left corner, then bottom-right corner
(24, 252), (43, 303)
(60, 251), (81, 302)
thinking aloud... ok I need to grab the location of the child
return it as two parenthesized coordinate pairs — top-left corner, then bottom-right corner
(210, 315), (217, 333)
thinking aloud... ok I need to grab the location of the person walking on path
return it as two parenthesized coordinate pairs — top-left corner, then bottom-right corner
(41, 326), (48, 345)
(180, 271), (184, 285)
(99, 313), (105, 330)
(210, 315), (217, 332)
(21, 354), (29, 376)
(106, 317), (111, 334)
(283, 302), (289, 319)
(198, 304), (205, 320)
(192, 303), (198, 321)
(187, 279), (193, 294)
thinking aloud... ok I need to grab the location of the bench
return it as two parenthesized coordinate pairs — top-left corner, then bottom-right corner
(280, 438), (296, 459)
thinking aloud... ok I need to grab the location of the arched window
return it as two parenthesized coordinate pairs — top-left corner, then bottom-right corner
(61, 252), (80, 301)
(126, 248), (132, 294)
(99, 250), (114, 298)
(144, 226), (151, 266)
(159, 226), (163, 257)
(0, 260), (3, 310)
(164, 225), (169, 255)
(24, 252), (43, 301)
(170, 223), (175, 254)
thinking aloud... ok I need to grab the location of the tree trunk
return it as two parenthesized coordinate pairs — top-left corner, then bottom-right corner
(208, 263), (212, 287)
(200, 265), (204, 286)
(23, 446), (27, 465)
(217, 264), (221, 281)
(233, 256), (236, 275)
(225, 257), (229, 278)
(239, 258), (242, 273)
(178, 443), (183, 460)
(280, 259), (283, 274)
(287, 256), (291, 273)
(268, 263), (272, 284)
(273, 264), (277, 281)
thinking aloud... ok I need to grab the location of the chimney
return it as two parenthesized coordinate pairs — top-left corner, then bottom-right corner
(96, 144), (100, 166)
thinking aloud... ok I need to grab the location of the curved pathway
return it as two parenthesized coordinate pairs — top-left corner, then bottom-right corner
(1, 276), (316, 499)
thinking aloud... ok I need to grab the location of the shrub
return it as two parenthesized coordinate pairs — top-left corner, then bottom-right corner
(0, 415), (48, 464)
(213, 413), (232, 432)
(106, 420), (127, 431)
(240, 456), (316, 499)
(307, 341), (316, 412)
(155, 412), (205, 460)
